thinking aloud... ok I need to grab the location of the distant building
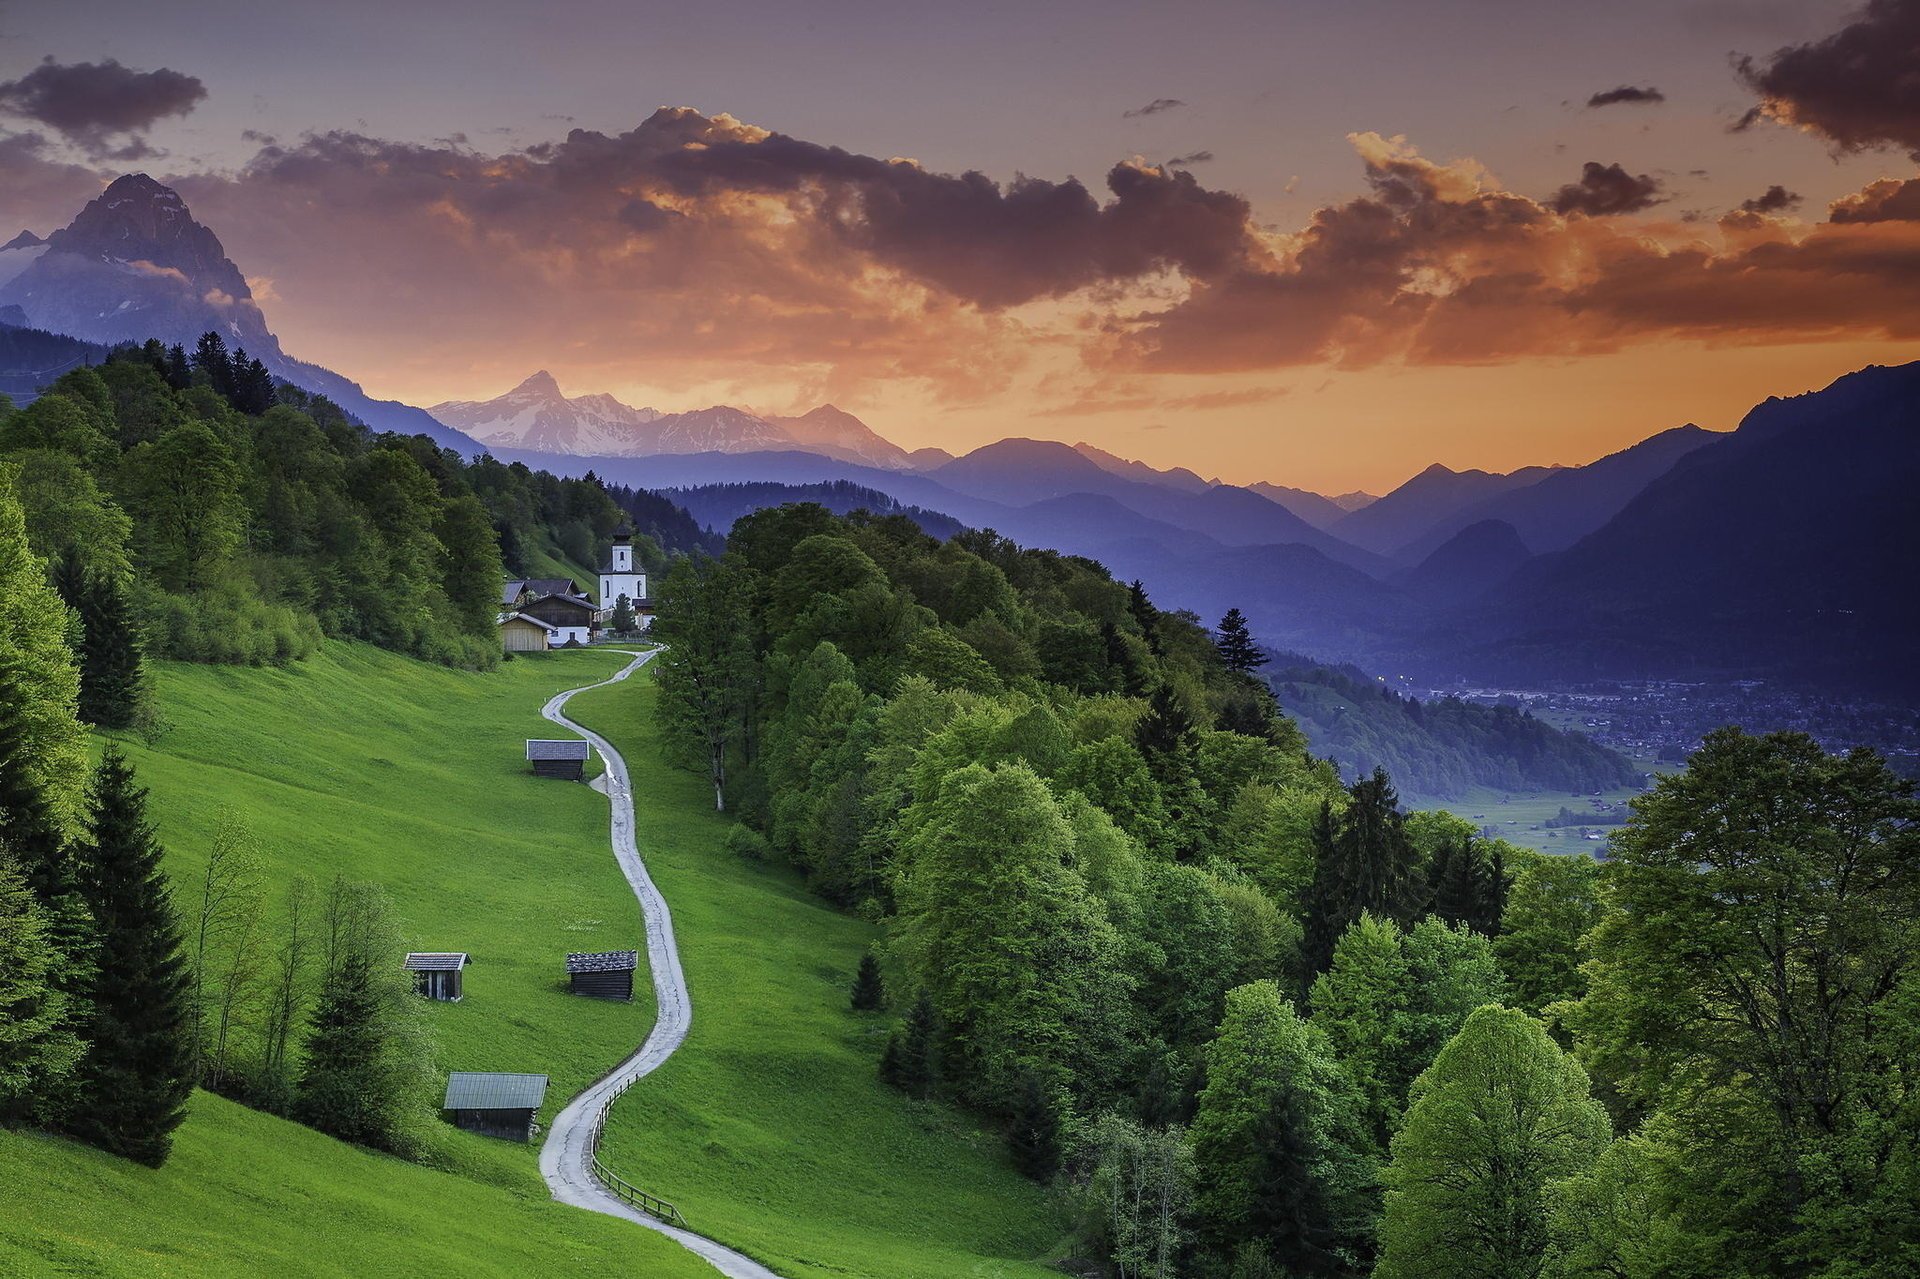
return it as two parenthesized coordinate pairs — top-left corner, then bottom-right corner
(565, 950), (639, 1001)
(527, 738), (590, 780)
(497, 577), (595, 649)
(442, 1072), (547, 1142)
(596, 525), (654, 631)
(404, 952), (470, 1001)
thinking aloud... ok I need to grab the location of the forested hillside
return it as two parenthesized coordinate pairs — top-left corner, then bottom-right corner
(1265, 652), (1640, 800)
(0, 334), (704, 671)
(652, 503), (1919, 1279)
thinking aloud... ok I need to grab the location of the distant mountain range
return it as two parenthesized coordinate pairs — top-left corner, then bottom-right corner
(430, 372), (916, 469)
(4, 171), (1908, 700)
(0, 174), (477, 452)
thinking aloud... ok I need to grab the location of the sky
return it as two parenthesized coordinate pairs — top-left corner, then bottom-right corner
(0, 0), (1917, 491)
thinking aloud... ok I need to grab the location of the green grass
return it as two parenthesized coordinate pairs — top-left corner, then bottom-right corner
(1412, 778), (1653, 854)
(0, 1091), (713, 1278)
(568, 673), (1065, 1279)
(0, 642), (712, 1276)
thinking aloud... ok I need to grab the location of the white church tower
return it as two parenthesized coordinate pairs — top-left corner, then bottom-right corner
(597, 524), (649, 625)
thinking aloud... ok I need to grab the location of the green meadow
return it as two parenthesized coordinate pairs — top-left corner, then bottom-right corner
(570, 675), (1064, 1279)
(0, 641), (1061, 1277)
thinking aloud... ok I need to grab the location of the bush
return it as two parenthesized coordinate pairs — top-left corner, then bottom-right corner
(724, 824), (770, 862)
(137, 585), (323, 666)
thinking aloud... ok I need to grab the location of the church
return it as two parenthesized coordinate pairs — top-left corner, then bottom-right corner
(596, 524), (654, 632)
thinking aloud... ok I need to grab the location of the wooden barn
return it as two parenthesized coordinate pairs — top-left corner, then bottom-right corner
(404, 952), (469, 1001)
(442, 1072), (547, 1142)
(526, 739), (590, 780)
(565, 950), (639, 1001)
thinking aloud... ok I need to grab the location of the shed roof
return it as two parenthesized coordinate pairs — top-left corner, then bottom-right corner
(565, 950), (640, 974)
(404, 952), (469, 971)
(443, 1071), (548, 1111)
(526, 739), (590, 761)
(497, 611), (557, 632)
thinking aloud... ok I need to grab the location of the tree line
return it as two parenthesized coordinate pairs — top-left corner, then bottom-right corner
(0, 332), (706, 672)
(0, 486), (431, 1165)
(652, 503), (1919, 1279)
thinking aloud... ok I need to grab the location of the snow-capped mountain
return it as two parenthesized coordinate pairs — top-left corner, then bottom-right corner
(0, 231), (47, 290)
(434, 372), (915, 467)
(430, 370), (664, 454)
(0, 174), (477, 451)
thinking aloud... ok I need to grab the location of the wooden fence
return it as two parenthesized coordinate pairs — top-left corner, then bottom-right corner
(587, 1073), (686, 1227)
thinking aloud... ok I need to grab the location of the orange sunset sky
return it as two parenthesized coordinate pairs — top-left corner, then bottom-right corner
(2, 0), (1918, 492)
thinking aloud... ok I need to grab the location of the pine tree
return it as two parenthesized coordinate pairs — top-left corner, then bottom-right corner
(1135, 684), (1197, 763)
(294, 952), (393, 1148)
(1128, 579), (1161, 655)
(880, 991), (941, 1100)
(1302, 770), (1423, 975)
(1215, 607), (1268, 673)
(68, 750), (192, 1166)
(191, 332), (231, 397)
(1007, 1069), (1061, 1182)
(850, 952), (885, 1011)
(610, 593), (637, 636)
(51, 554), (146, 731)
(163, 344), (191, 391)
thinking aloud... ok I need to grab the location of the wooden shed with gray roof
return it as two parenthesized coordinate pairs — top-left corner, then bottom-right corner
(565, 950), (639, 1001)
(443, 1071), (548, 1142)
(526, 738), (590, 780)
(404, 952), (469, 1001)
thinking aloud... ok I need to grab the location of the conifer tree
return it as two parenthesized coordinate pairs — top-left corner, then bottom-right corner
(294, 951), (392, 1148)
(880, 990), (942, 1100)
(1215, 607), (1268, 673)
(1302, 770), (1423, 975)
(68, 750), (192, 1166)
(163, 344), (191, 391)
(191, 332), (231, 397)
(51, 553), (146, 731)
(1007, 1069), (1062, 1182)
(850, 952), (885, 1012)
(610, 592), (637, 636)
(1128, 579), (1161, 655)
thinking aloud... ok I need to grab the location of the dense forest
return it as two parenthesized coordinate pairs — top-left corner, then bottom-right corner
(0, 333), (705, 673)
(653, 505), (1919, 1279)
(1265, 652), (1641, 800)
(659, 479), (965, 541)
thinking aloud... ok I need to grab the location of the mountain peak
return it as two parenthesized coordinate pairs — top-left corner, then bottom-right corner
(0, 230), (42, 252)
(515, 369), (564, 395)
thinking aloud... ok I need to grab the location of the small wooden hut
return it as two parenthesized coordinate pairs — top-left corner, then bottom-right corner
(565, 950), (639, 1001)
(404, 952), (469, 1001)
(442, 1072), (547, 1142)
(526, 739), (589, 780)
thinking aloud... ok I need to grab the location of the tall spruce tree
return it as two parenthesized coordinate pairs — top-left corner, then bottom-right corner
(1215, 607), (1268, 673)
(294, 951), (394, 1148)
(880, 990), (942, 1100)
(68, 750), (192, 1166)
(850, 952), (885, 1012)
(1007, 1069), (1062, 1182)
(1302, 769), (1423, 975)
(50, 553), (146, 730)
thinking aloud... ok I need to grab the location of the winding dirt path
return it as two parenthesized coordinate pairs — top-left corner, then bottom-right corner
(535, 648), (781, 1279)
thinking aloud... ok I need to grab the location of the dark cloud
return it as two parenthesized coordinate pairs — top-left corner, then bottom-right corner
(1546, 161), (1665, 216)
(1735, 0), (1920, 154)
(1739, 183), (1801, 213)
(1121, 133), (1920, 375)
(1828, 175), (1920, 222)
(1124, 98), (1186, 118)
(1167, 150), (1214, 167)
(0, 58), (206, 158)
(1587, 85), (1666, 108)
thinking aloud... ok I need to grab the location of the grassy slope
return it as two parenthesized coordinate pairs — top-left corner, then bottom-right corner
(569, 674), (1064, 1279)
(0, 1092), (709, 1278)
(0, 643), (709, 1277)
